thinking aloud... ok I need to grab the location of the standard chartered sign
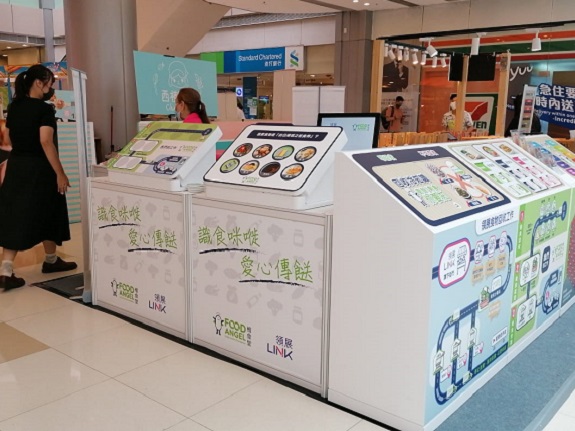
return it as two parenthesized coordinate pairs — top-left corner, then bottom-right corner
(232, 46), (304, 72)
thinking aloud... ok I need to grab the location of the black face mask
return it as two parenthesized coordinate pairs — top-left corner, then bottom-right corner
(42, 87), (55, 102)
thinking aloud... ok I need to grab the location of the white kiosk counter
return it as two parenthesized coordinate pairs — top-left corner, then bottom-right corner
(191, 124), (346, 394)
(90, 122), (221, 339)
(328, 141), (573, 431)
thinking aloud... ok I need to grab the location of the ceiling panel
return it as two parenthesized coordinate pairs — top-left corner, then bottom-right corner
(208, 0), (467, 13)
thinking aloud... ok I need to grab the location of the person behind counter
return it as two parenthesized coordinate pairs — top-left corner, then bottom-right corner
(175, 88), (210, 124)
(383, 96), (405, 133)
(504, 94), (542, 137)
(0, 64), (77, 291)
(442, 94), (474, 133)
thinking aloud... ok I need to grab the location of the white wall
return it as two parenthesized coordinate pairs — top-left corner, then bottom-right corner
(11, 5), (44, 36)
(373, 0), (575, 38)
(189, 15), (336, 55)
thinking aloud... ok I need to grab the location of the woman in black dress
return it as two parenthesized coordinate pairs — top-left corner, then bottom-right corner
(0, 65), (77, 291)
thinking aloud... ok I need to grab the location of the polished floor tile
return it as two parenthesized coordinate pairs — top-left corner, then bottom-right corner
(0, 379), (185, 431)
(0, 286), (69, 322)
(349, 420), (390, 430)
(193, 379), (361, 431)
(166, 419), (212, 431)
(7, 302), (126, 347)
(55, 324), (186, 377)
(544, 412), (575, 430)
(0, 349), (108, 422)
(117, 349), (262, 417)
(0, 323), (48, 365)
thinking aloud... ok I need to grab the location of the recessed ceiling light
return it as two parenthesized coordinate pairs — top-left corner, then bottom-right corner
(6, 46), (11, 49)
(353, 0), (359, 2)
(22, 44), (28, 47)
(364, 2), (370, 4)
(2, 54), (7, 57)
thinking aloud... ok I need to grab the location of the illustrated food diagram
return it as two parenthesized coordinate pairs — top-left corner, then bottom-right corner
(509, 192), (570, 347)
(108, 122), (215, 176)
(355, 146), (510, 226)
(452, 142), (562, 199)
(430, 219), (516, 408)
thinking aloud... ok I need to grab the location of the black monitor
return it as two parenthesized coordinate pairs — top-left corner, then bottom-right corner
(317, 113), (380, 150)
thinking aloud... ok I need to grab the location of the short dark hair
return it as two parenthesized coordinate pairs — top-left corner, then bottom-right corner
(395, 96), (404, 102)
(450, 93), (457, 101)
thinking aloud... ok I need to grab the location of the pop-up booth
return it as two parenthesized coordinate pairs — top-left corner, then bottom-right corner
(328, 138), (573, 431)
(90, 122), (221, 339)
(191, 124), (346, 394)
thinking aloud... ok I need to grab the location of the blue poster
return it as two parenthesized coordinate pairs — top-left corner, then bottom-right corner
(535, 83), (575, 128)
(133, 51), (218, 117)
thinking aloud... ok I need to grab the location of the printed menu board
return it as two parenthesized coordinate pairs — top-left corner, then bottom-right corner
(107, 122), (218, 178)
(205, 125), (345, 192)
(452, 141), (562, 197)
(353, 146), (510, 226)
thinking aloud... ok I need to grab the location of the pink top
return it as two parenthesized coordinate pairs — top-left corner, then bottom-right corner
(183, 112), (202, 124)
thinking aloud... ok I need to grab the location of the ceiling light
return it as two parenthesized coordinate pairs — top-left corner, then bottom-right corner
(6, 46), (11, 49)
(420, 37), (438, 58)
(421, 52), (427, 66)
(432, 56), (438, 68)
(396, 46), (403, 62)
(22, 44), (28, 47)
(353, 0), (358, 2)
(471, 32), (486, 56)
(364, 2), (370, 5)
(411, 49), (419, 65)
(403, 47), (410, 60)
(388, 44), (396, 61)
(532, 31), (542, 51)
(440, 54), (447, 68)
(384, 43), (389, 58)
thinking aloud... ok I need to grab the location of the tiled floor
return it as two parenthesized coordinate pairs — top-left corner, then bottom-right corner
(0, 224), (574, 431)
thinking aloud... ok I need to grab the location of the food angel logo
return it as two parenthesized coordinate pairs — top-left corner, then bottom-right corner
(213, 312), (224, 335)
(168, 61), (189, 88)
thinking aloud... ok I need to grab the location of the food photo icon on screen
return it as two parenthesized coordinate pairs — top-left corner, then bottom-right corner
(220, 159), (240, 173)
(281, 163), (304, 180)
(295, 147), (317, 162)
(233, 143), (253, 157)
(253, 144), (273, 158)
(260, 162), (281, 178)
(239, 160), (260, 175)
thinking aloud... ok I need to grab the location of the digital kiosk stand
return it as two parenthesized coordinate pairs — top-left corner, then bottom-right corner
(90, 122), (222, 339)
(328, 140), (573, 431)
(191, 124), (346, 395)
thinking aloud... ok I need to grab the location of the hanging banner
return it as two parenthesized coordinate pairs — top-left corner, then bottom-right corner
(535, 83), (575, 128)
(133, 51), (218, 117)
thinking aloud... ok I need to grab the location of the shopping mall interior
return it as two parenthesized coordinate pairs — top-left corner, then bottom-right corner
(2, 1), (575, 430)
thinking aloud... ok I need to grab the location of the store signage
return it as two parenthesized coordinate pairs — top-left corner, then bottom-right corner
(133, 51), (218, 116)
(535, 83), (575, 128)
(202, 46), (304, 73)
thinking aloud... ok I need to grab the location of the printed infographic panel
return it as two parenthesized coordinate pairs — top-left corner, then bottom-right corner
(205, 126), (345, 192)
(353, 147), (510, 226)
(107, 122), (218, 178)
(509, 190), (571, 348)
(426, 209), (518, 422)
(91, 187), (187, 333)
(192, 205), (325, 386)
